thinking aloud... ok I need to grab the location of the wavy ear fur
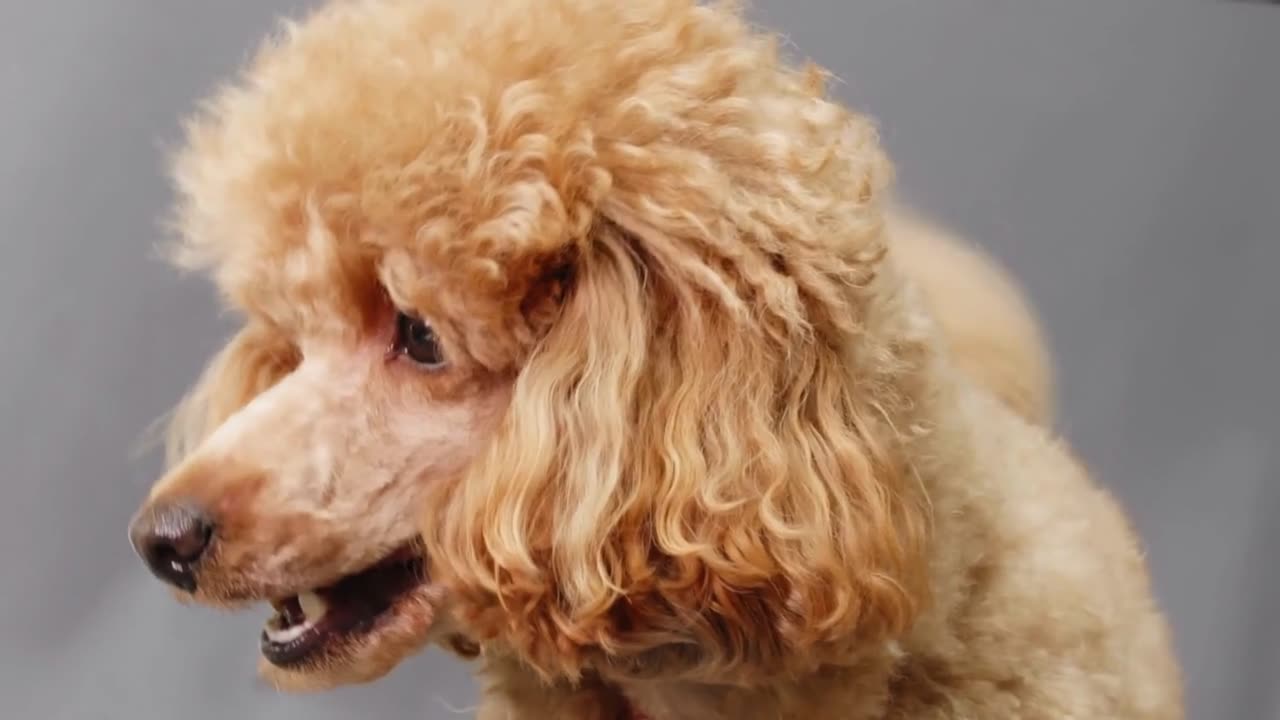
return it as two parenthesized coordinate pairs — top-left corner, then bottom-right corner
(427, 112), (933, 683)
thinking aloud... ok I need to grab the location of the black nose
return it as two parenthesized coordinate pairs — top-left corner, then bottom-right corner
(128, 501), (214, 592)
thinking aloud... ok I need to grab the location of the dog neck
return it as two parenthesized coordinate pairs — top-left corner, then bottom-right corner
(609, 642), (907, 720)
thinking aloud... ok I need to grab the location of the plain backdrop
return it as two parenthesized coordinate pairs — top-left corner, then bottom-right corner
(2, 1), (1277, 719)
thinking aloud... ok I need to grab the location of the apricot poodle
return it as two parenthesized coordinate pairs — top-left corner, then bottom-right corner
(128, 0), (1184, 717)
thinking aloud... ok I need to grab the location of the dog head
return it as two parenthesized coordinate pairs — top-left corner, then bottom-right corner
(129, 0), (932, 691)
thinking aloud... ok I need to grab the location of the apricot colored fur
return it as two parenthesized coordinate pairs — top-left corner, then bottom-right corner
(139, 0), (1182, 716)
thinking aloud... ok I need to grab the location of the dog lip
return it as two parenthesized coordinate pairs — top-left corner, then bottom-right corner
(259, 543), (429, 669)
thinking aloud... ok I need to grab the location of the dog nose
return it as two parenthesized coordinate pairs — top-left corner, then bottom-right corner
(129, 501), (214, 592)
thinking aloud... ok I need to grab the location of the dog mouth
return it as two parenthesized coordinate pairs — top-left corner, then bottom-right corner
(260, 543), (428, 668)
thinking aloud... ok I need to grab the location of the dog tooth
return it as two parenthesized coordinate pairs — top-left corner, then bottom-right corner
(298, 591), (328, 621)
(265, 621), (310, 645)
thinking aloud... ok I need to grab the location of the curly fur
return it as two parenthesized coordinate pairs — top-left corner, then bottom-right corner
(130, 0), (1184, 717)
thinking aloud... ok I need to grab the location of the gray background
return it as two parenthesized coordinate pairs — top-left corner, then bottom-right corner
(2, 1), (1276, 718)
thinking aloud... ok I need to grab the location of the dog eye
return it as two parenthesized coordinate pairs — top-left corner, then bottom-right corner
(393, 311), (446, 369)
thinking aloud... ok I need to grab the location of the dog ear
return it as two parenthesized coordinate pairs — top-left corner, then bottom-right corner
(426, 208), (930, 681)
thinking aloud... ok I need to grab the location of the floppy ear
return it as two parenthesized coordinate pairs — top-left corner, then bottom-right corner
(427, 205), (931, 681)
(164, 323), (300, 468)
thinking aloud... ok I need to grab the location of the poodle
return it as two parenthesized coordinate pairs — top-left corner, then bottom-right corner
(127, 0), (1184, 717)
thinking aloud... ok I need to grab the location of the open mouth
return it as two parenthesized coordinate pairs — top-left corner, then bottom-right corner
(260, 543), (427, 668)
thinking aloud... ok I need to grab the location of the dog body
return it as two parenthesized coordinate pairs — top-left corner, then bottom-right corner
(128, 0), (1182, 717)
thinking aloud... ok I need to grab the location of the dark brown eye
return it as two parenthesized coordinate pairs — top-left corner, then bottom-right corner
(394, 311), (446, 369)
